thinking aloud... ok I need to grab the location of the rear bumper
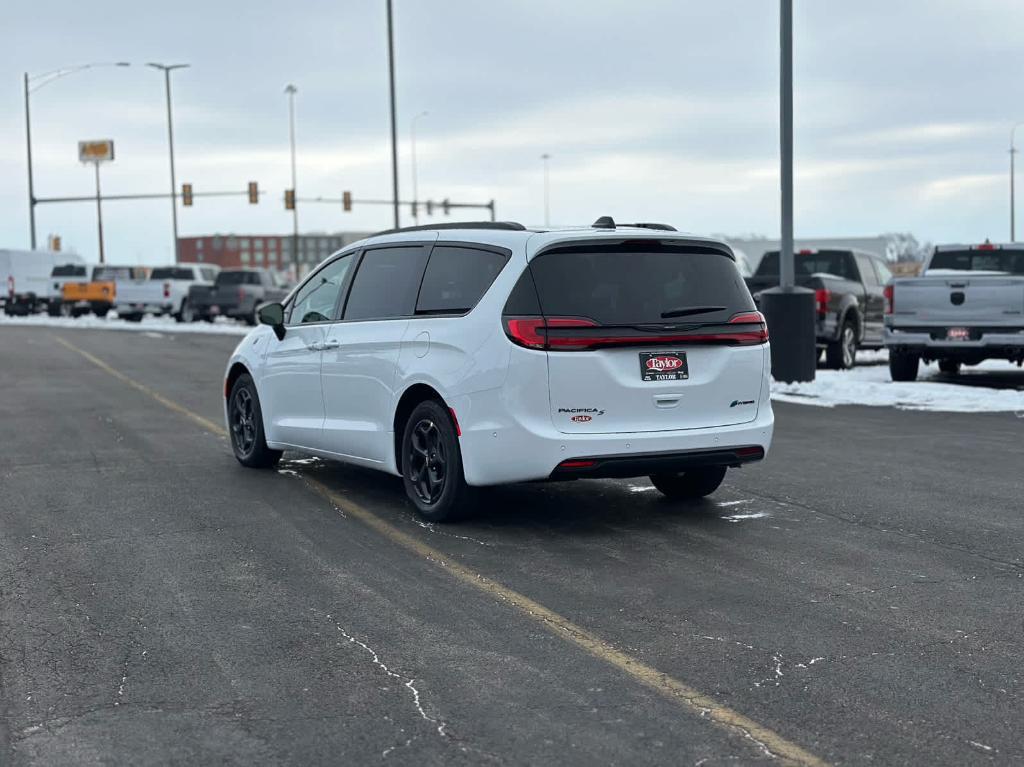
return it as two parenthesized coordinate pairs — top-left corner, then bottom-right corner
(457, 397), (774, 486)
(884, 327), (1024, 359)
(549, 446), (764, 480)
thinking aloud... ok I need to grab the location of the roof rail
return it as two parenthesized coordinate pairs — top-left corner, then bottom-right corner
(622, 222), (677, 232)
(372, 221), (526, 236)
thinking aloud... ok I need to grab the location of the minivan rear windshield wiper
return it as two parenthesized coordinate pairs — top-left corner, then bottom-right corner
(660, 305), (727, 319)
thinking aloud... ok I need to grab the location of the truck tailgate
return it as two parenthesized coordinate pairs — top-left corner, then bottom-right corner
(893, 275), (1024, 324)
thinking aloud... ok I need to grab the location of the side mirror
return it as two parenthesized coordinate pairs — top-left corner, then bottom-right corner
(257, 302), (286, 340)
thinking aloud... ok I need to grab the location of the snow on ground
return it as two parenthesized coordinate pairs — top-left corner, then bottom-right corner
(772, 353), (1024, 413)
(0, 312), (251, 336)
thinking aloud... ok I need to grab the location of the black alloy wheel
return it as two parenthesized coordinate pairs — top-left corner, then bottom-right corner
(401, 400), (475, 522)
(228, 374), (282, 468)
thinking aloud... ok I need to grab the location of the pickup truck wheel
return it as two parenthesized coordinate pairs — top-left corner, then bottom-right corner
(938, 359), (960, 375)
(47, 302), (62, 317)
(401, 400), (476, 522)
(826, 318), (858, 370)
(889, 351), (920, 382)
(176, 299), (194, 323)
(93, 305), (110, 318)
(650, 467), (727, 500)
(228, 374), (282, 468)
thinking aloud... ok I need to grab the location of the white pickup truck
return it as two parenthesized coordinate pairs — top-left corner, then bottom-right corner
(115, 263), (220, 322)
(884, 242), (1024, 381)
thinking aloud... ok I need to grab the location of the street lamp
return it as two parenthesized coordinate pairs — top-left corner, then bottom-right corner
(540, 153), (551, 227)
(411, 111), (428, 224)
(1010, 122), (1024, 242)
(285, 84), (299, 273)
(147, 63), (189, 263)
(23, 62), (131, 250)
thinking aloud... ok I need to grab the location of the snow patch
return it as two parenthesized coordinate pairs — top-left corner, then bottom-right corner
(0, 312), (250, 336)
(773, 357), (1024, 413)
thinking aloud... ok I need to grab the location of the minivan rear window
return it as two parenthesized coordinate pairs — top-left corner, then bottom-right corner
(929, 250), (1024, 274)
(527, 244), (753, 325)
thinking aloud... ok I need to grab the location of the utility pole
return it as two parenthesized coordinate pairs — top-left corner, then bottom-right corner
(411, 111), (428, 224)
(93, 162), (106, 264)
(148, 63), (189, 263)
(758, 0), (816, 383)
(285, 84), (299, 271)
(386, 0), (400, 229)
(541, 153), (551, 226)
(1011, 122), (1023, 242)
(23, 73), (36, 250)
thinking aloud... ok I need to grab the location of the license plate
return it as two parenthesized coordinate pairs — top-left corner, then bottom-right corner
(639, 352), (689, 382)
(946, 327), (970, 341)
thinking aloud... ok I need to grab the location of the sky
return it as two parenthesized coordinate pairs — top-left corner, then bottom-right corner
(1, 0), (1023, 264)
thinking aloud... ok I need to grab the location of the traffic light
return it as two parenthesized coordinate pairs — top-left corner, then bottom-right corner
(342, 191), (352, 212)
(248, 181), (259, 204)
(285, 189), (295, 210)
(426, 200), (434, 216)
(182, 183), (193, 206)
(442, 198), (450, 216)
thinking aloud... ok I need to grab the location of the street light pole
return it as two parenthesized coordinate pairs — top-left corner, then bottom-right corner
(148, 63), (189, 263)
(1011, 122), (1023, 242)
(285, 84), (299, 273)
(411, 111), (428, 224)
(23, 62), (131, 251)
(386, 0), (400, 229)
(93, 161), (106, 264)
(541, 153), (551, 226)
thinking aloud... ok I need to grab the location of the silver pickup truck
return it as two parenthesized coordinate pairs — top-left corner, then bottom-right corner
(884, 242), (1024, 381)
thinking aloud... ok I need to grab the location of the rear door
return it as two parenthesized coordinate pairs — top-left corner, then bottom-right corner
(520, 241), (766, 435)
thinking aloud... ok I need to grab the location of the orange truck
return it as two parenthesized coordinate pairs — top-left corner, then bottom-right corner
(57, 265), (148, 318)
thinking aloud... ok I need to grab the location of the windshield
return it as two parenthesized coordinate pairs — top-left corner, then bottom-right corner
(216, 271), (261, 286)
(527, 244), (753, 325)
(756, 251), (855, 280)
(928, 250), (1024, 274)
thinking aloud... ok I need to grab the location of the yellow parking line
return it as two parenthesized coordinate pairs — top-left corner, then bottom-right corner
(53, 333), (829, 767)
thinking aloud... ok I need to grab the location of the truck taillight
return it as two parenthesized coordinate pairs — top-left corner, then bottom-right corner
(6, 275), (13, 297)
(163, 282), (171, 299)
(238, 288), (245, 302)
(814, 288), (831, 316)
(883, 284), (894, 315)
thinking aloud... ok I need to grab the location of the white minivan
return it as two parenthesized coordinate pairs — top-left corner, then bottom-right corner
(223, 220), (773, 521)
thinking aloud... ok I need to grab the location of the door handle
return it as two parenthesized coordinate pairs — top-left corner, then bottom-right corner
(322, 339), (340, 350)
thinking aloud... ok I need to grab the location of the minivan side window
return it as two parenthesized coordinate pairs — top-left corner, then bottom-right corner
(287, 254), (354, 324)
(416, 246), (508, 314)
(343, 246), (429, 321)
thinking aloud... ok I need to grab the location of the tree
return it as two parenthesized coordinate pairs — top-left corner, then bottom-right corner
(883, 232), (931, 263)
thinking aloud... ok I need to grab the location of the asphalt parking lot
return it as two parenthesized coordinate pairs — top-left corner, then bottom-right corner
(2, 326), (1022, 766)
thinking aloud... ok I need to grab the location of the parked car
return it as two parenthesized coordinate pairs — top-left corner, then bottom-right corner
(746, 248), (892, 369)
(44, 263), (90, 315)
(222, 219), (773, 521)
(115, 263), (220, 322)
(56, 265), (148, 318)
(884, 242), (1024, 381)
(1, 249), (86, 316)
(188, 269), (289, 324)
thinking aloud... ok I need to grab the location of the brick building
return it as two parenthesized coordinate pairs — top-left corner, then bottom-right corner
(177, 232), (373, 277)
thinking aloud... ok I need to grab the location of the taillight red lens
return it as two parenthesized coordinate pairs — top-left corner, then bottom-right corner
(6, 275), (14, 297)
(504, 317), (548, 349)
(163, 282), (171, 299)
(814, 288), (831, 316)
(559, 459), (596, 469)
(883, 284), (894, 315)
(976, 242), (997, 251)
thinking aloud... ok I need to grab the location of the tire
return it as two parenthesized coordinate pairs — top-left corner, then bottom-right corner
(47, 302), (62, 317)
(889, 351), (920, 382)
(93, 305), (110, 318)
(650, 466), (728, 500)
(938, 359), (960, 375)
(825, 316), (858, 370)
(228, 374), (282, 468)
(401, 400), (475, 522)
(176, 299), (194, 323)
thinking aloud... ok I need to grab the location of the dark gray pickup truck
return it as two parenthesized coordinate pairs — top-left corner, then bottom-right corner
(746, 249), (893, 369)
(187, 269), (290, 325)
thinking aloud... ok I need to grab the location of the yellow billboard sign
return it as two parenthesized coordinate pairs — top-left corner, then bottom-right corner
(78, 140), (114, 163)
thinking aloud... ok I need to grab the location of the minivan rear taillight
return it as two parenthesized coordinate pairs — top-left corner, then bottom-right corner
(503, 312), (768, 351)
(883, 284), (894, 315)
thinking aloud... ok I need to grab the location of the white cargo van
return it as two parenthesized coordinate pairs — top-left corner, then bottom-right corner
(1, 249), (86, 316)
